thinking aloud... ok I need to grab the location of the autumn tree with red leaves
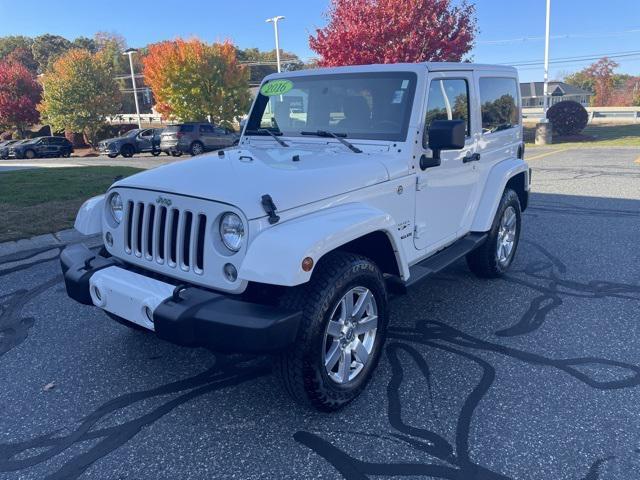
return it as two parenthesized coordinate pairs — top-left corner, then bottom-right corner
(309, 0), (477, 66)
(584, 58), (619, 107)
(0, 58), (41, 136)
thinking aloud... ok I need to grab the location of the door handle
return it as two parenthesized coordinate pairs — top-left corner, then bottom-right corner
(463, 152), (480, 163)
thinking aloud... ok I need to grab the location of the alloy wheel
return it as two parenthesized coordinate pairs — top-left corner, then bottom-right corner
(496, 206), (517, 266)
(323, 286), (378, 384)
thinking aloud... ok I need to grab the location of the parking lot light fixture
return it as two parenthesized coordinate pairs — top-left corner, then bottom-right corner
(265, 16), (285, 73)
(123, 48), (142, 128)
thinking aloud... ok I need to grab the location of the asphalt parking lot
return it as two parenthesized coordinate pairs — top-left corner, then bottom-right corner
(1, 147), (639, 480)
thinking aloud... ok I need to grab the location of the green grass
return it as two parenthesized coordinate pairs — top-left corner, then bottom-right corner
(0, 167), (142, 242)
(525, 123), (640, 147)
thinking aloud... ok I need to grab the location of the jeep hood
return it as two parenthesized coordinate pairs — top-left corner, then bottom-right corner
(114, 145), (390, 219)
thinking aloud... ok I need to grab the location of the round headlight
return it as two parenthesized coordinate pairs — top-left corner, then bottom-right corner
(219, 212), (245, 252)
(108, 192), (124, 224)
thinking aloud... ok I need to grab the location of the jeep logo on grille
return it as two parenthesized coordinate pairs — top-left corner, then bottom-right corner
(155, 196), (172, 207)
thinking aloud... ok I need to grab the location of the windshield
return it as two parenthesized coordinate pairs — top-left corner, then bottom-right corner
(246, 72), (417, 142)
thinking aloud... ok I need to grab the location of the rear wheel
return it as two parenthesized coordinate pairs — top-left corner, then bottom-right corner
(190, 141), (204, 156)
(107, 153), (118, 158)
(151, 149), (161, 157)
(466, 188), (522, 278)
(275, 251), (388, 411)
(171, 151), (182, 157)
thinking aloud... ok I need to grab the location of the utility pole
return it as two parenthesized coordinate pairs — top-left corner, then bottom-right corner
(266, 16), (285, 73)
(542, 0), (551, 120)
(123, 48), (142, 128)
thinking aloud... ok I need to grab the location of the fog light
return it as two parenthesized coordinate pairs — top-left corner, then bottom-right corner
(223, 263), (238, 282)
(105, 231), (113, 247)
(92, 285), (102, 302)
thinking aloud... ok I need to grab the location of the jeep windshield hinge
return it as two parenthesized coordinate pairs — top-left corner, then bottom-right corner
(261, 194), (280, 224)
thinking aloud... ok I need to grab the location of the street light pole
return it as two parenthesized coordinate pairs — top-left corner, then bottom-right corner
(266, 16), (285, 73)
(542, 0), (551, 120)
(124, 48), (142, 128)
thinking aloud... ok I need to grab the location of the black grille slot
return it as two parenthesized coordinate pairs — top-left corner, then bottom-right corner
(125, 201), (134, 252)
(196, 214), (206, 271)
(157, 206), (167, 261)
(182, 212), (193, 268)
(146, 204), (155, 258)
(135, 203), (144, 255)
(169, 209), (179, 264)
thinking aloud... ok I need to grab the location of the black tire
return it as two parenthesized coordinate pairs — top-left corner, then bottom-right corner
(107, 153), (118, 158)
(24, 149), (36, 159)
(120, 144), (135, 158)
(105, 312), (148, 332)
(165, 151), (172, 156)
(190, 141), (204, 156)
(275, 251), (389, 411)
(171, 151), (183, 157)
(151, 149), (161, 156)
(466, 188), (522, 278)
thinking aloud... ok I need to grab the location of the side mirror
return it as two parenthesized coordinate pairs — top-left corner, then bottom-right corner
(420, 119), (466, 170)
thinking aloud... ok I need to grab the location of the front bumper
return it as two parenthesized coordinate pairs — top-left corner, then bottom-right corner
(60, 244), (302, 353)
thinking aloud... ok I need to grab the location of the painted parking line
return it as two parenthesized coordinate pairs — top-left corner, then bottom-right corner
(525, 148), (569, 161)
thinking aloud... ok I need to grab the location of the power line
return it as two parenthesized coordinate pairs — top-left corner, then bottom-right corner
(479, 27), (640, 45)
(501, 50), (640, 67)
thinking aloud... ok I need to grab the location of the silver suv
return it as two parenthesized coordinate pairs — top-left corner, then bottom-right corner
(159, 123), (239, 156)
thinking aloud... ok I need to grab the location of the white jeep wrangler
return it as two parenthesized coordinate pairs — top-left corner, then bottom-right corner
(61, 62), (529, 411)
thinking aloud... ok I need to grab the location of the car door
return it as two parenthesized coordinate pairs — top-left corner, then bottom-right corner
(136, 129), (153, 152)
(413, 72), (481, 252)
(36, 138), (51, 156)
(198, 124), (215, 150)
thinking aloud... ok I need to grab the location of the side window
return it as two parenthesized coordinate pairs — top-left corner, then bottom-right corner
(199, 124), (214, 134)
(179, 125), (194, 133)
(479, 77), (519, 134)
(139, 129), (152, 137)
(423, 79), (469, 146)
(213, 127), (226, 135)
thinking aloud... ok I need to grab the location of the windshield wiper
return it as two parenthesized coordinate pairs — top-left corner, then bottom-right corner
(300, 130), (362, 154)
(245, 128), (289, 147)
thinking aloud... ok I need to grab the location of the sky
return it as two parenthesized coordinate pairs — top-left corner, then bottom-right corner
(1, 0), (639, 82)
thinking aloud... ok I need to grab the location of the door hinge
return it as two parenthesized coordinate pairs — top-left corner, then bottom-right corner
(415, 177), (427, 191)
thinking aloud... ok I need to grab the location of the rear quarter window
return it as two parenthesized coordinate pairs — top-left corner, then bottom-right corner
(179, 125), (194, 133)
(479, 77), (520, 134)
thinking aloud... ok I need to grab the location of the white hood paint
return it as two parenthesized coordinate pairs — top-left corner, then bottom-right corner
(114, 144), (398, 219)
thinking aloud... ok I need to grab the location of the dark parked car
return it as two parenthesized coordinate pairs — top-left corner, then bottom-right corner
(160, 123), (239, 156)
(9, 136), (73, 159)
(0, 139), (19, 159)
(98, 128), (163, 158)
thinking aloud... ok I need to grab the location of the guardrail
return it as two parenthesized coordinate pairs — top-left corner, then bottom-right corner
(523, 106), (640, 122)
(105, 114), (165, 125)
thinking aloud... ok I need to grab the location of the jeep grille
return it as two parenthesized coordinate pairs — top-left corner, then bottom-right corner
(123, 201), (206, 274)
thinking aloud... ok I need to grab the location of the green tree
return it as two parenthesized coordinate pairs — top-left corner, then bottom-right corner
(143, 39), (250, 126)
(31, 34), (72, 72)
(72, 36), (98, 53)
(236, 47), (304, 84)
(39, 49), (121, 146)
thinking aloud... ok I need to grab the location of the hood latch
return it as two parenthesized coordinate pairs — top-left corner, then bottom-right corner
(261, 194), (280, 225)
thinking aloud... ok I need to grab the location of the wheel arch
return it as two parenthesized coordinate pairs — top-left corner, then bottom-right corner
(471, 158), (529, 232)
(239, 203), (409, 287)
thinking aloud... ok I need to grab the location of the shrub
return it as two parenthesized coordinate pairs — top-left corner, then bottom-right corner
(547, 100), (589, 136)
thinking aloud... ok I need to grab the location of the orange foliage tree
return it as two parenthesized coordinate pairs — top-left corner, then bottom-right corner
(143, 39), (250, 126)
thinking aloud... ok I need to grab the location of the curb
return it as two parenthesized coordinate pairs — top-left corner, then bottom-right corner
(0, 229), (102, 258)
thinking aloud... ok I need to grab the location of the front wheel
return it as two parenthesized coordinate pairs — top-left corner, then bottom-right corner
(107, 153), (118, 158)
(151, 149), (161, 157)
(24, 149), (36, 159)
(120, 144), (135, 158)
(275, 251), (388, 411)
(466, 188), (522, 278)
